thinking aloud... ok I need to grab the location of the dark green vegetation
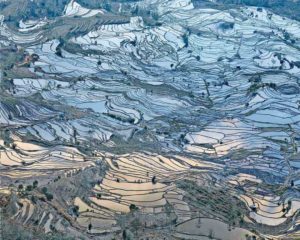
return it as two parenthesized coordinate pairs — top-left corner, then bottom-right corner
(0, 0), (69, 22)
(2, 218), (75, 240)
(193, 0), (300, 20)
(177, 180), (247, 226)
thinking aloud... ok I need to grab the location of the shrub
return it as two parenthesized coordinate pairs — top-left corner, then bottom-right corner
(33, 180), (38, 188)
(45, 193), (53, 201)
(129, 204), (138, 212)
(42, 187), (48, 194)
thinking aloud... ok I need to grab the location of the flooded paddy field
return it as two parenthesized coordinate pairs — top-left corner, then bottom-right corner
(1, 0), (300, 239)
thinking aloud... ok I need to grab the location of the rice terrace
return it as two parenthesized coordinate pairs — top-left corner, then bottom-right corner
(1, 0), (300, 239)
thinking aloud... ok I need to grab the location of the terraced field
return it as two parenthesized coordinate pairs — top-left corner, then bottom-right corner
(1, 0), (300, 239)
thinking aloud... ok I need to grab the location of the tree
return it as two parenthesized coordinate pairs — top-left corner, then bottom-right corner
(46, 193), (53, 201)
(183, 33), (189, 47)
(151, 176), (157, 184)
(33, 180), (38, 188)
(88, 222), (92, 231)
(129, 204), (138, 212)
(42, 187), (48, 194)
(288, 200), (292, 209)
(55, 47), (63, 57)
(122, 230), (127, 240)
(31, 195), (37, 204)
(73, 205), (79, 216)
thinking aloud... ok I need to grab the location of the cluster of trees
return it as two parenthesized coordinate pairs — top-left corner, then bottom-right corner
(41, 187), (54, 201)
(18, 180), (39, 193)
